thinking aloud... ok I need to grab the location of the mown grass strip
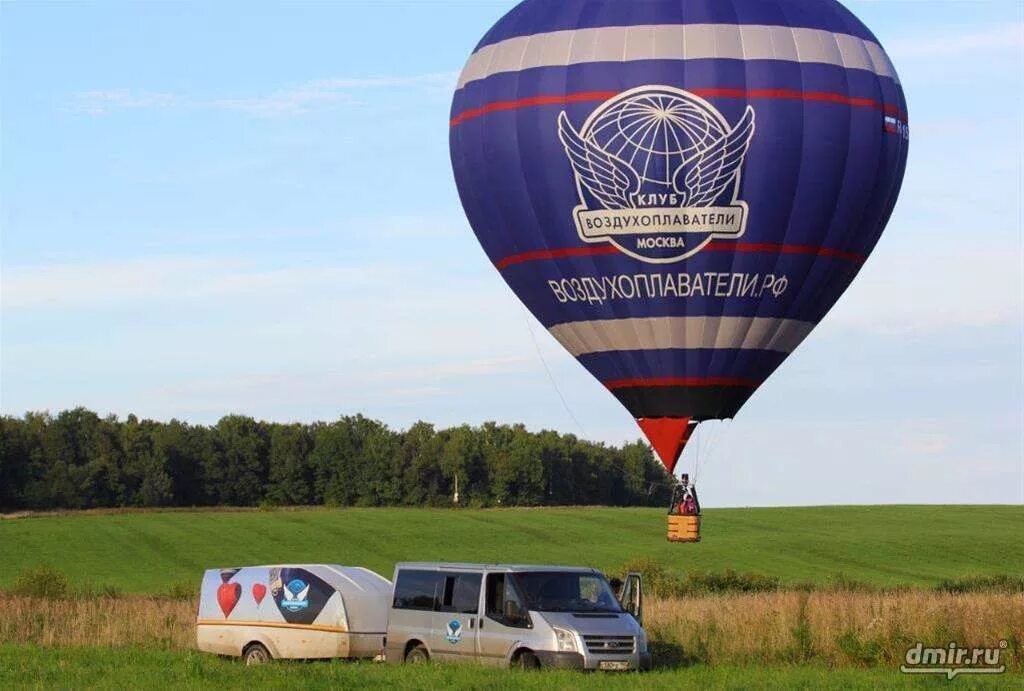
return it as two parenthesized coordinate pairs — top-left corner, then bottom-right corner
(1, 506), (1021, 593)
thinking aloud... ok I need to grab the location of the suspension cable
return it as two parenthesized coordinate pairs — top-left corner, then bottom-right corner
(522, 307), (587, 438)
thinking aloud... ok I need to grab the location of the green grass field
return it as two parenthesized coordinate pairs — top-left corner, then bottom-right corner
(2, 506), (1022, 688)
(2, 505), (1021, 592)
(2, 645), (1015, 690)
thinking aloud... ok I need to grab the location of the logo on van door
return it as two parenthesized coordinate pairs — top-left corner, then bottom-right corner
(445, 619), (463, 644)
(281, 579), (310, 612)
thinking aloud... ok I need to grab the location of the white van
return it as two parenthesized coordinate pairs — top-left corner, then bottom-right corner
(384, 563), (649, 670)
(196, 564), (391, 664)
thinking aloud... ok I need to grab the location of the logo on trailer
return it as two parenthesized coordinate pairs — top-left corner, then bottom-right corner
(271, 568), (332, 624)
(558, 85), (755, 263)
(281, 578), (310, 612)
(445, 619), (463, 644)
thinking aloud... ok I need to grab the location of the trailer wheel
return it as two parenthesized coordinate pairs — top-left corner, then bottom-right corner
(243, 642), (271, 666)
(405, 643), (430, 664)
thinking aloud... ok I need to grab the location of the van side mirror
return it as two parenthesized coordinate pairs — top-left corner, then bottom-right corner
(622, 572), (643, 624)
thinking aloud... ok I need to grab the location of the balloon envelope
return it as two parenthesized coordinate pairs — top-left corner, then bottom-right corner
(450, 0), (908, 467)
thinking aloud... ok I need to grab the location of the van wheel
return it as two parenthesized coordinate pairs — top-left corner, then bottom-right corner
(243, 643), (271, 666)
(405, 643), (430, 664)
(513, 649), (540, 669)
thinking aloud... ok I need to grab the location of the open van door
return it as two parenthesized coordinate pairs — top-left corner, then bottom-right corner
(620, 572), (643, 625)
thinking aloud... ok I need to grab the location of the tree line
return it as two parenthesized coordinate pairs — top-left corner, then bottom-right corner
(0, 408), (673, 511)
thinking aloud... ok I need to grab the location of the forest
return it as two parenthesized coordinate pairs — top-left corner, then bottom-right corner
(0, 408), (673, 511)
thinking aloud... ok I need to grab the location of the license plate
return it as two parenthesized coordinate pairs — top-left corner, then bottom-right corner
(599, 660), (631, 671)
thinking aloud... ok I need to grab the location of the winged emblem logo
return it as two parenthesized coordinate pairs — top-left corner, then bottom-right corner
(558, 85), (755, 263)
(445, 619), (463, 644)
(281, 578), (310, 612)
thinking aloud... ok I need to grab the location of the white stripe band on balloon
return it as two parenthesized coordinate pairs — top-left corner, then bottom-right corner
(548, 316), (815, 356)
(457, 24), (898, 90)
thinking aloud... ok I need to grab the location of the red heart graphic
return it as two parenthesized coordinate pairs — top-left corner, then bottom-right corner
(252, 583), (267, 605)
(217, 582), (241, 617)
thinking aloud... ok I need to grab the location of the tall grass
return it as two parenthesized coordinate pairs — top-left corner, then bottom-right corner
(645, 591), (1023, 669)
(8, 565), (70, 598)
(0, 596), (195, 650)
(2, 591), (1019, 670)
(937, 574), (1024, 594)
(618, 558), (1024, 597)
(620, 557), (783, 596)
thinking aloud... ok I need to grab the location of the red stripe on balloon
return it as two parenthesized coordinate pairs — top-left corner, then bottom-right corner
(450, 88), (906, 128)
(690, 87), (898, 115)
(450, 91), (618, 127)
(605, 376), (759, 389)
(709, 241), (867, 264)
(495, 242), (865, 270)
(495, 245), (620, 269)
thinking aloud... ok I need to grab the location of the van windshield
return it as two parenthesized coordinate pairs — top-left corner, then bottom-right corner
(512, 571), (623, 613)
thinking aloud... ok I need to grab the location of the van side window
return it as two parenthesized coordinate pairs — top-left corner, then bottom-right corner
(393, 570), (441, 611)
(439, 572), (482, 614)
(484, 573), (531, 628)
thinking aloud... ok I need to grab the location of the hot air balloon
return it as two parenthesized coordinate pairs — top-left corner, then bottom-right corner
(449, 0), (908, 538)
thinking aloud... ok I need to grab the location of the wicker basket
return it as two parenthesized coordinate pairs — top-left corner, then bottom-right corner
(667, 514), (701, 542)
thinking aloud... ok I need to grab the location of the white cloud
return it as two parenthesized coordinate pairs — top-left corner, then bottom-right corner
(3, 257), (212, 309)
(896, 422), (952, 455)
(147, 355), (536, 407)
(0, 250), (534, 369)
(206, 88), (362, 117)
(69, 89), (180, 115)
(888, 22), (1024, 59)
(305, 74), (456, 91)
(823, 245), (1022, 335)
(68, 71), (457, 117)
(374, 356), (536, 381)
(0, 257), (388, 310)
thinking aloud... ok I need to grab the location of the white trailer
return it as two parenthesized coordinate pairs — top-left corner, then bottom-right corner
(196, 564), (391, 664)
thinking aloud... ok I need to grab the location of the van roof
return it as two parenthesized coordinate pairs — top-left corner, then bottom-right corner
(394, 562), (600, 574)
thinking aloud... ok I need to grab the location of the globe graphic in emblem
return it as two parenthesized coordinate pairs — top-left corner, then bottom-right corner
(582, 87), (729, 190)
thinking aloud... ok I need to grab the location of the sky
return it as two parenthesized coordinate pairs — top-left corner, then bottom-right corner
(2, 1), (1022, 507)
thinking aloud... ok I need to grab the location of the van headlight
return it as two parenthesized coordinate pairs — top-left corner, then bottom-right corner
(552, 627), (577, 653)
